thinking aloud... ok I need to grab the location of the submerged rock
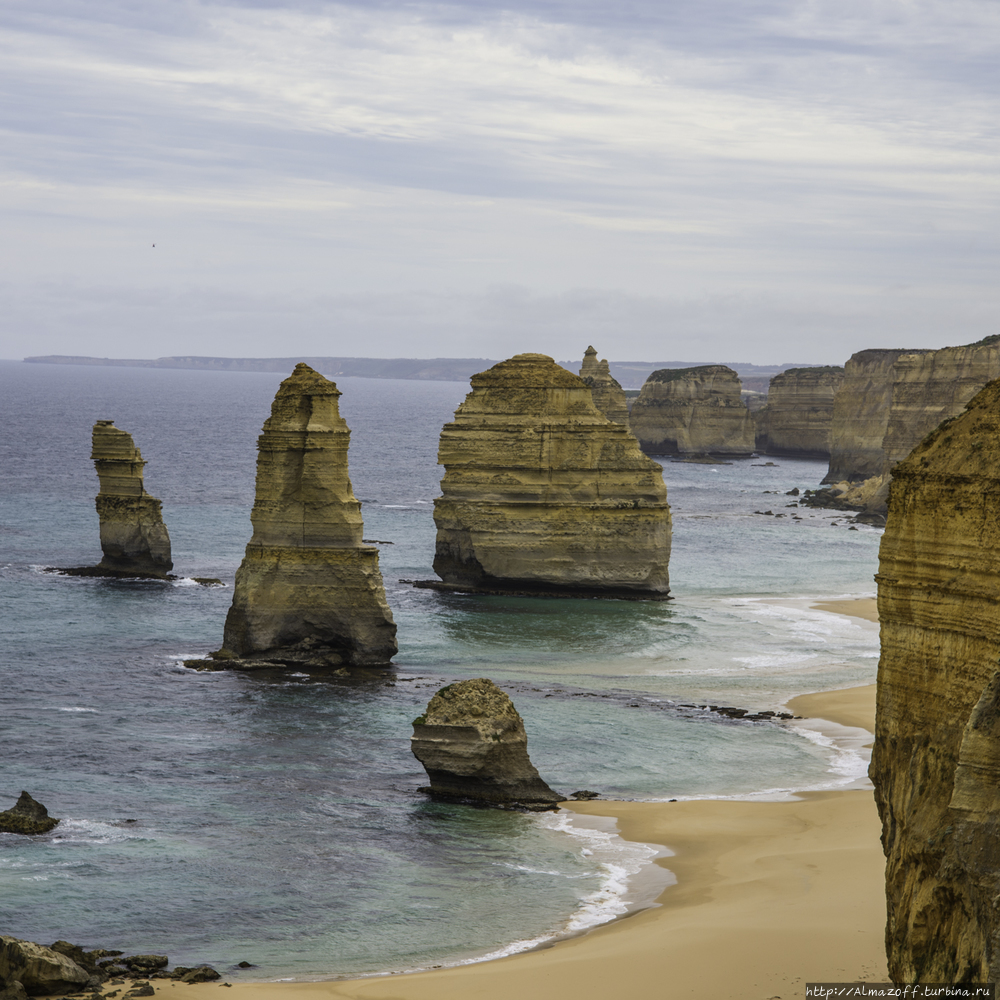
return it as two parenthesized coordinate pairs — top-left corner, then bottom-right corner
(579, 345), (629, 424)
(872, 376), (1000, 982)
(430, 353), (671, 599)
(0, 937), (89, 996)
(411, 678), (562, 810)
(0, 792), (59, 835)
(629, 365), (754, 457)
(216, 364), (397, 668)
(61, 421), (173, 578)
(754, 366), (844, 459)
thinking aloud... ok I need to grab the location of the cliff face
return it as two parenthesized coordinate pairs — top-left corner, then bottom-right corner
(628, 365), (754, 457)
(432, 353), (671, 598)
(411, 678), (561, 810)
(754, 366), (844, 458)
(219, 364), (397, 667)
(90, 420), (173, 577)
(872, 377), (1000, 983)
(579, 345), (629, 424)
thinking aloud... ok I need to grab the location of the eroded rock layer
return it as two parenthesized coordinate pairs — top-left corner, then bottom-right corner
(90, 421), (172, 577)
(628, 365), (754, 457)
(411, 678), (561, 810)
(872, 376), (1000, 982)
(432, 353), (671, 598)
(218, 364), (397, 667)
(754, 366), (844, 458)
(579, 345), (629, 424)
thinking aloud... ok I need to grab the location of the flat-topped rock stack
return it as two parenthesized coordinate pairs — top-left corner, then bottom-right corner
(628, 365), (754, 457)
(215, 364), (397, 668)
(411, 678), (562, 810)
(430, 353), (671, 599)
(578, 345), (629, 424)
(82, 421), (173, 578)
(872, 376), (1000, 982)
(754, 366), (844, 458)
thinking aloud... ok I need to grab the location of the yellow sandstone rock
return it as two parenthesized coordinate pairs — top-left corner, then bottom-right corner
(90, 420), (172, 577)
(579, 345), (629, 424)
(754, 366), (844, 458)
(628, 365), (754, 457)
(431, 353), (671, 598)
(218, 364), (397, 667)
(872, 376), (1000, 982)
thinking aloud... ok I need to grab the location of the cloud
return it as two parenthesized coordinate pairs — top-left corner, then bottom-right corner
(0, 0), (998, 361)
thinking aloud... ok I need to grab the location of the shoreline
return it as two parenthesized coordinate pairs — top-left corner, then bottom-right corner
(164, 681), (886, 1000)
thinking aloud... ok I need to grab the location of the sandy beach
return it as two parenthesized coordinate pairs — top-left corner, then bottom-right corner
(164, 671), (887, 999)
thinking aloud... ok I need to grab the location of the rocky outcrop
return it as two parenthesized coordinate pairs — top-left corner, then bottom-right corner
(872, 376), (1000, 983)
(410, 678), (562, 810)
(0, 938), (89, 996)
(67, 421), (173, 577)
(0, 792), (59, 835)
(628, 365), (754, 457)
(430, 353), (671, 599)
(754, 366), (844, 458)
(215, 364), (397, 668)
(579, 346), (629, 424)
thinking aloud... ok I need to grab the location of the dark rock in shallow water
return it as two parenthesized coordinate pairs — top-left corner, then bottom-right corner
(0, 792), (59, 835)
(0, 937), (89, 996)
(175, 966), (220, 983)
(411, 678), (562, 811)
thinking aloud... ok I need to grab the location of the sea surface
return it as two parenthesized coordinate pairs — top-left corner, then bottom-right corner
(0, 360), (881, 980)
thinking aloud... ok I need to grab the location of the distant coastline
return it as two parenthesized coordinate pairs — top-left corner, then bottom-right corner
(22, 355), (817, 389)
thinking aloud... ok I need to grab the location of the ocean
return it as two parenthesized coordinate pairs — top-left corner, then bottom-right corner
(0, 360), (880, 980)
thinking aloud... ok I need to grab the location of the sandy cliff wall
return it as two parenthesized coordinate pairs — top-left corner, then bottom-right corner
(754, 366), (844, 458)
(872, 377), (1000, 982)
(220, 364), (396, 667)
(432, 353), (671, 598)
(629, 365), (754, 457)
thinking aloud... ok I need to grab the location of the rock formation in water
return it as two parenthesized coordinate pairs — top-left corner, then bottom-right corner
(754, 366), (844, 458)
(0, 792), (59, 835)
(0, 938), (90, 996)
(430, 353), (671, 599)
(66, 421), (173, 578)
(628, 365), (754, 457)
(579, 345), (629, 424)
(411, 678), (562, 810)
(214, 364), (397, 668)
(872, 376), (1000, 983)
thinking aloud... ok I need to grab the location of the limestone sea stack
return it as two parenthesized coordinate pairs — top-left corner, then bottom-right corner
(754, 366), (844, 459)
(628, 365), (754, 457)
(431, 353), (671, 599)
(410, 678), (562, 810)
(216, 364), (397, 668)
(88, 421), (172, 577)
(872, 376), (1000, 982)
(578, 345), (629, 423)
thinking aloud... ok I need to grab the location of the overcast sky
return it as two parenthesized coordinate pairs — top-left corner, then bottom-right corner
(1, 0), (997, 364)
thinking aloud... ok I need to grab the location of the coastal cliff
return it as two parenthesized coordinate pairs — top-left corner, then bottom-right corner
(411, 678), (562, 810)
(431, 353), (671, 598)
(86, 421), (172, 577)
(217, 364), (397, 668)
(872, 376), (1000, 982)
(628, 365), (754, 457)
(754, 366), (843, 458)
(579, 346), (629, 424)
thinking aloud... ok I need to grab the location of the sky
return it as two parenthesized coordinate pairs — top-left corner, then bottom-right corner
(1, 0), (998, 365)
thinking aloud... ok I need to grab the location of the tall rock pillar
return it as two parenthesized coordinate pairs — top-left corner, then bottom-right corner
(91, 420), (172, 577)
(219, 364), (397, 667)
(579, 346), (629, 424)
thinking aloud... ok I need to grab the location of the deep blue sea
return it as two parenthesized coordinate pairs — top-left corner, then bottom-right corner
(0, 360), (881, 981)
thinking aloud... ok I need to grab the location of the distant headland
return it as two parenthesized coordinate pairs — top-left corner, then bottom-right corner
(22, 354), (815, 390)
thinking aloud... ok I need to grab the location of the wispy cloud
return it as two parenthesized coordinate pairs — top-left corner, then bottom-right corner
(1, 0), (998, 362)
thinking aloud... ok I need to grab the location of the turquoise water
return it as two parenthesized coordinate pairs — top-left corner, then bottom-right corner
(0, 361), (880, 980)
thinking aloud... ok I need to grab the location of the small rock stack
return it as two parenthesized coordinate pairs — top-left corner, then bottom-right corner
(579, 345), (629, 424)
(411, 678), (562, 811)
